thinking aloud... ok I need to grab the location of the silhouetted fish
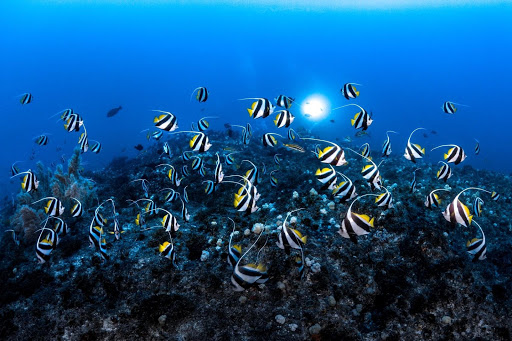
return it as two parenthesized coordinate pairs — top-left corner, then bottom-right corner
(107, 106), (123, 117)
(134, 144), (144, 151)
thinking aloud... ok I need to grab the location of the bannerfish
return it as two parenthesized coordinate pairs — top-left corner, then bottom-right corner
(106, 106), (123, 117)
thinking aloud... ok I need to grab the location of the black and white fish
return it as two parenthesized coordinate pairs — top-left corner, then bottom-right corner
(90, 140), (102, 154)
(474, 139), (480, 155)
(431, 144), (467, 165)
(382, 130), (398, 157)
(192, 87), (209, 102)
(153, 110), (178, 132)
(276, 209), (307, 278)
(231, 231), (268, 291)
(71, 197), (83, 217)
(473, 197), (484, 217)
(36, 227), (57, 263)
(50, 216), (69, 237)
(242, 160), (260, 186)
(375, 187), (393, 209)
(332, 172), (357, 202)
(338, 194), (377, 244)
(467, 221), (487, 262)
(225, 153), (236, 166)
(340, 83), (361, 100)
(315, 165), (337, 191)
(227, 218), (242, 268)
(443, 101), (468, 114)
(32, 196), (65, 217)
(4, 229), (20, 246)
(183, 185), (189, 203)
(443, 187), (492, 227)
(181, 199), (190, 222)
(270, 170), (278, 187)
(410, 168), (420, 193)
(19, 93), (33, 105)
(35, 134), (49, 146)
(197, 116), (217, 131)
(334, 103), (372, 130)
(302, 138), (347, 166)
(424, 188), (450, 209)
(275, 95), (294, 109)
(262, 133), (282, 147)
(215, 153), (224, 183)
(491, 191), (500, 201)
(287, 128), (298, 140)
(240, 97), (274, 119)
(158, 164), (181, 186)
(159, 234), (178, 267)
(11, 170), (39, 192)
(404, 128), (425, 163)
(274, 110), (295, 128)
(204, 180), (216, 194)
(437, 161), (453, 182)
(64, 113), (83, 132)
(273, 154), (281, 165)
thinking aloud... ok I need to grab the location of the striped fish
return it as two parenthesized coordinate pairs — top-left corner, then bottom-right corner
(276, 209), (306, 278)
(338, 194), (377, 243)
(332, 172), (357, 202)
(90, 141), (102, 154)
(157, 208), (180, 233)
(153, 110), (178, 131)
(341, 83), (360, 100)
(188, 132), (212, 152)
(36, 228), (57, 263)
(473, 197), (484, 217)
(32, 197), (65, 217)
(359, 157), (382, 191)
(227, 218), (242, 267)
(437, 161), (452, 182)
(51, 216), (69, 237)
(225, 153), (236, 166)
(275, 95), (294, 109)
(360, 143), (371, 160)
(158, 163), (181, 186)
(135, 212), (146, 228)
(162, 142), (171, 158)
(410, 168), (420, 193)
(382, 131), (398, 157)
(11, 162), (20, 176)
(11, 170), (39, 192)
(262, 133), (282, 147)
(274, 110), (295, 128)
(20, 93), (33, 105)
(283, 143), (305, 152)
(442, 187), (492, 227)
(334, 103), (372, 130)
(35, 134), (49, 146)
(183, 185), (189, 203)
(242, 160), (260, 186)
(182, 165), (190, 177)
(241, 97), (274, 119)
(159, 238), (177, 267)
(71, 198), (83, 217)
(64, 113), (83, 132)
(474, 139), (480, 155)
(181, 199), (190, 222)
(303, 138), (346, 166)
(491, 191), (500, 201)
(197, 116), (217, 131)
(404, 128), (425, 163)
(432, 144), (467, 165)
(315, 166), (337, 191)
(274, 154), (281, 165)
(163, 188), (180, 202)
(424, 188), (450, 209)
(270, 170), (278, 187)
(287, 128), (297, 140)
(199, 165), (206, 177)
(215, 153), (224, 183)
(78, 128), (89, 153)
(375, 187), (393, 209)
(182, 151), (194, 161)
(204, 180), (216, 194)
(4, 230), (20, 246)
(192, 87), (209, 102)
(443, 101), (457, 114)
(467, 221), (487, 261)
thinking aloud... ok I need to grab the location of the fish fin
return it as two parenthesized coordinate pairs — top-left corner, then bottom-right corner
(247, 108), (253, 117)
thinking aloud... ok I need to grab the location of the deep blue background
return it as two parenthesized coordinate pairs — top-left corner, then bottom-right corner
(1, 1), (511, 197)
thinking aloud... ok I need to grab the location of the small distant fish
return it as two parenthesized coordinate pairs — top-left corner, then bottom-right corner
(11, 162), (20, 176)
(474, 139), (480, 155)
(90, 141), (102, 154)
(4, 229), (20, 246)
(270, 170), (278, 187)
(192, 87), (209, 102)
(215, 153), (224, 183)
(134, 144), (144, 151)
(341, 83), (360, 100)
(159, 238), (178, 267)
(283, 143), (305, 153)
(273, 154), (281, 165)
(410, 168), (420, 193)
(181, 199), (190, 222)
(78, 129), (89, 153)
(227, 218), (241, 268)
(491, 191), (500, 201)
(182, 165), (190, 177)
(64, 114), (83, 132)
(19, 93), (33, 105)
(329, 119), (335, 123)
(163, 188), (180, 202)
(287, 128), (297, 140)
(106, 106), (122, 117)
(35, 134), (49, 146)
(354, 131), (369, 138)
(343, 136), (352, 143)
(147, 130), (163, 140)
(198, 116), (217, 132)
(158, 164), (182, 187)
(443, 101), (468, 114)
(276, 210), (306, 278)
(382, 131), (397, 157)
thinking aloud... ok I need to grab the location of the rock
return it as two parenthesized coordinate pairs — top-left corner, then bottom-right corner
(244, 229), (251, 236)
(289, 323), (298, 332)
(328, 201), (335, 210)
(292, 191), (299, 199)
(275, 315), (286, 324)
(327, 296), (336, 307)
(252, 223), (264, 234)
(442, 316), (452, 325)
(158, 314), (167, 326)
(239, 296), (247, 304)
(290, 216), (297, 224)
(309, 323), (321, 335)
(311, 263), (321, 273)
(309, 188), (318, 196)
(200, 250), (210, 262)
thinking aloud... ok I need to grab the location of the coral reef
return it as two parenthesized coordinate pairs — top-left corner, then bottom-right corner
(0, 131), (511, 340)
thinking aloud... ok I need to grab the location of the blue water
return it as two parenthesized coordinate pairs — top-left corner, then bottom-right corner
(1, 1), (511, 198)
